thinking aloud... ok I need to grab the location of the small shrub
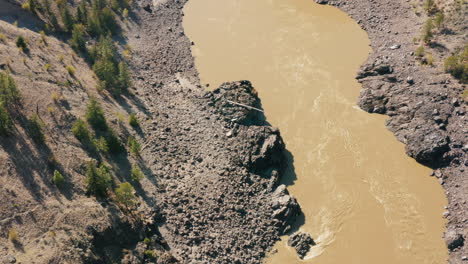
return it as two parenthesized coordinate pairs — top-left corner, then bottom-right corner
(123, 8), (129, 18)
(128, 113), (139, 127)
(127, 136), (141, 156)
(53, 170), (64, 188)
(72, 118), (91, 142)
(115, 182), (136, 209)
(415, 46), (425, 57)
(143, 237), (151, 245)
(434, 11), (444, 29)
(86, 160), (112, 197)
(422, 19), (433, 44)
(16, 36), (28, 52)
(44, 63), (52, 71)
(86, 97), (107, 130)
(47, 105), (54, 113)
(8, 228), (18, 242)
(21, 3), (30, 11)
(426, 53), (434, 65)
(28, 114), (45, 144)
(144, 250), (155, 259)
(444, 44), (468, 83)
(131, 164), (143, 182)
(66, 65), (76, 76)
(0, 33), (6, 43)
(423, 0), (436, 14)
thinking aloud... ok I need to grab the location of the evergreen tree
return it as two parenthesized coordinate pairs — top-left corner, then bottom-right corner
(71, 24), (87, 53)
(115, 182), (136, 209)
(118, 61), (131, 91)
(86, 161), (112, 197)
(85, 97), (107, 130)
(0, 103), (12, 136)
(60, 3), (74, 32)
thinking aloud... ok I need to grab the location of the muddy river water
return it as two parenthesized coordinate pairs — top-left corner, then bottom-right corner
(183, 0), (448, 263)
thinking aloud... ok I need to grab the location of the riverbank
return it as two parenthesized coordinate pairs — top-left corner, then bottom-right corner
(125, 0), (301, 263)
(317, 0), (467, 262)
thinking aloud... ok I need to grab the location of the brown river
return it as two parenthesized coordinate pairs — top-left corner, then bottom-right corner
(183, 0), (448, 263)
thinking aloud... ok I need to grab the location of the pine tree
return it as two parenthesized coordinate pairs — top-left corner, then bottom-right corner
(71, 24), (87, 53)
(85, 97), (107, 130)
(115, 182), (136, 209)
(118, 61), (132, 91)
(86, 161), (112, 197)
(60, 3), (74, 32)
(0, 103), (12, 136)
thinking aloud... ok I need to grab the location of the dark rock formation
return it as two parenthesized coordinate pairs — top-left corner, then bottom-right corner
(446, 230), (465, 252)
(287, 232), (316, 259)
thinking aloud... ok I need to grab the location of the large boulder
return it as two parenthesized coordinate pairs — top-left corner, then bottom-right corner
(250, 133), (285, 172)
(445, 229), (465, 251)
(406, 128), (450, 166)
(288, 232), (316, 259)
(208, 81), (265, 125)
(271, 185), (301, 234)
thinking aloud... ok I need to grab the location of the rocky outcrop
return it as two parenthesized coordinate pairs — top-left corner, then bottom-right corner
(271, 185), (301, 234)
(287, 232), (315, 259)
(209, 81), (265, 126)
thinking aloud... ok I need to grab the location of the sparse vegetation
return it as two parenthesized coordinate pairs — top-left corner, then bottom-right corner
(128, 113), (138, 127)
(127, 136), (141, 156)
(8, 228), (18, 242)
(16, 36), (28, 52)
(144, 237), (151, 245)
(115, 182), (136, 209)
(444, 44), (468, 83)
(423, 0), (437, 15)
(144, 250), (155, 259)
(434, 11), (444, 29)
(86, 160), (112, 197)
(426, 53), (434, 66)
(415, 46), (425, 57)
(131, 164), (144, 182)
(53, 170), (65, 188)
(422, 19), (433, 44)
(66, 65), (76, 76)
